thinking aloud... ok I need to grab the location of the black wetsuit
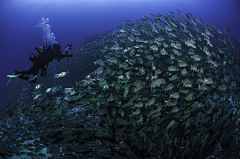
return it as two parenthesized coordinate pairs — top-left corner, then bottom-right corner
(15, 44), (72, 83)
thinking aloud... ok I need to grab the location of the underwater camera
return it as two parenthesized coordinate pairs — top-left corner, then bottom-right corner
(65, 44), (72, 54)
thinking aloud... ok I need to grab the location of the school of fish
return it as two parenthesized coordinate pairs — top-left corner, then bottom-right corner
(0, 9), (240, 159)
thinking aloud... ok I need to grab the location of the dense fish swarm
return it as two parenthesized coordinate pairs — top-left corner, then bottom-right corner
(1, 10), (240, 159)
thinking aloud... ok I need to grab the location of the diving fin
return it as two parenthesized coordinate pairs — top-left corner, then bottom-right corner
(7, 75), (20, 78)
(5, 71), (20, 88)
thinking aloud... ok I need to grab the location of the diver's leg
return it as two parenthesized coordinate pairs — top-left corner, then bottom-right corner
(17, 74), (30, 81)
(15, 63), (39, 75)
(29, 77), (37, 83)
(44, 68), (47, 77)
(15, 64), (38, 83)
(17, 74), (38, 83)
(40, 69), (44, 77)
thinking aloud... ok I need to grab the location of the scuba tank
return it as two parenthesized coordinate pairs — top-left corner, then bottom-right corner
(29, 44), (50, 63)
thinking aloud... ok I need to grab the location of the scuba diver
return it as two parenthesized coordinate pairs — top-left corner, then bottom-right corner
(5, 43), (73, 87)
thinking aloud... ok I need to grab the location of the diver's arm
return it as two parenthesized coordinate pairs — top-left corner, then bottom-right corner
(55, 44), (73, 61)
(57, 53), (73, 60)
